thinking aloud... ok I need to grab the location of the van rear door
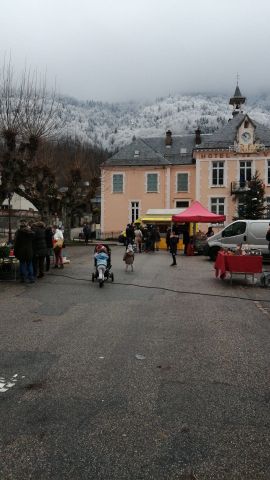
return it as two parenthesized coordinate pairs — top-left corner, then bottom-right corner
(248, 221), (268, 253)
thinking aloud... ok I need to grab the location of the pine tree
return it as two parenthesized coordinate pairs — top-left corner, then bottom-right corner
(237, 170), (265, 219)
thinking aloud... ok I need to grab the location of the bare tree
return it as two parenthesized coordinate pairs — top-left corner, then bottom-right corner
(0, 59), (62, 216)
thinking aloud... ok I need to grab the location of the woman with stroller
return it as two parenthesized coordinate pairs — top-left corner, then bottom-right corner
(94, 245), (109, 282)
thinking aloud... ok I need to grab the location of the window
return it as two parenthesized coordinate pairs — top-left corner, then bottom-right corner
(222, 221), (246, 237)
(267, 160), (270, 185)
(180, 148), (187, 154)
(131, 202), (139, 223)
(238, 200), (245, 218)
(212, 161), (224, 186)
(239, 160), (252, 186)
(112, 174), (123, 193)
(177, 173), (188, 192)
(147, 173), (158, 192)
(175, 200), (189, 208)
(211, 197), (225, 215)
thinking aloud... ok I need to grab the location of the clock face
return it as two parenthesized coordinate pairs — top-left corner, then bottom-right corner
(241, 131), (251, 143)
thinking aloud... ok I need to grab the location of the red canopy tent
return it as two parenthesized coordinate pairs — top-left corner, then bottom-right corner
(172, 201), (226, 223)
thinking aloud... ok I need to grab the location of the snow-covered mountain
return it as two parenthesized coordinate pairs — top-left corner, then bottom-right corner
(58, 92), (270, 152)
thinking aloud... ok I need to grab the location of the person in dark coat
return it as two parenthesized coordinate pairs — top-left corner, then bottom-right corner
(169, 230), (179, 266)
(14, 221), (35, 283)
(183, 224), (190, 255)
(125, 224), (135, 247)
(32, 221), (47, 278)
(166, 228), (171, 251)
(83, 223), (91, 245)
(45, 225), (54, 271)
(154, 226), (161, 251)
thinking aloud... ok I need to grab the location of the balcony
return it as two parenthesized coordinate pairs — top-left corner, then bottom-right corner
(231, 181), (251, 195)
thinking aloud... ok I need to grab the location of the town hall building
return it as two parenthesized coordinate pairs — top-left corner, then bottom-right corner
(101, 86), (270, 236)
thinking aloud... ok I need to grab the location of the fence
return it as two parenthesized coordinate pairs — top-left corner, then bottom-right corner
(100, 231), (122, 241)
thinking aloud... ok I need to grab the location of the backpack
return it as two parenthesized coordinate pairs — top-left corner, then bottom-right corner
(266, 229), (270, 242)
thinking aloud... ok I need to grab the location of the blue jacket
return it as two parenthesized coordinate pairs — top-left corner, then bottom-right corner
(94, 252), (108, 267)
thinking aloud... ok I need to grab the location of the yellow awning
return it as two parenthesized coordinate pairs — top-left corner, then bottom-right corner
(141, 215), (172, 222)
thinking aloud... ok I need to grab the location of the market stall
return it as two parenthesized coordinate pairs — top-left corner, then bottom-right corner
(140, 209), (186, 250)
(172, 201), (226, 254)
(215, 251), (262, 285)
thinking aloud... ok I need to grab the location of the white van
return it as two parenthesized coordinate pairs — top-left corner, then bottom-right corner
(206, 219), (270, 260)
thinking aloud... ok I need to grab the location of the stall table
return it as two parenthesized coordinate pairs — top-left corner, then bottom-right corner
(215, 252), (262, 285)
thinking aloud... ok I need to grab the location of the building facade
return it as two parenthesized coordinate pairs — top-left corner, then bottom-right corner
(101, 87), (270, 235)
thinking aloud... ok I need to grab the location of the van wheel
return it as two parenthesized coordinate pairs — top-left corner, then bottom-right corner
(209, 247), (219, 261)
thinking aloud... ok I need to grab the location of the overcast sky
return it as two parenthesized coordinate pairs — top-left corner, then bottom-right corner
(1, 0), (270, 102)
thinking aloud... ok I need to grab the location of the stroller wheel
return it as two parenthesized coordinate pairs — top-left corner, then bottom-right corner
(99, 279), (103, 288)
(92, 273), (95, 282)
(111, 273), (114, 282)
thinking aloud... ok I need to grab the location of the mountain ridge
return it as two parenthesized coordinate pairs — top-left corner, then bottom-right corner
(58, 91), (270, 152)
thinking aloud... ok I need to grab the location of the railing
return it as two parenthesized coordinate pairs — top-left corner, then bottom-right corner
(100, 231), (123, 241)
(231, 181), (250, 194)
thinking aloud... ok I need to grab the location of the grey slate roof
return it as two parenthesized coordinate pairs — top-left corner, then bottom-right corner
(104, 113), (270, 167)
(198, 113), (270, 149)
(105, 138), (169, 166)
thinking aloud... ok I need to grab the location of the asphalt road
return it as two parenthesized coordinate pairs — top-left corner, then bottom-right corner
(0, 246), (270, 480)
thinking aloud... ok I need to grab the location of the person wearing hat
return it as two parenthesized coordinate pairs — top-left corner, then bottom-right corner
(123, 244), (135, 271)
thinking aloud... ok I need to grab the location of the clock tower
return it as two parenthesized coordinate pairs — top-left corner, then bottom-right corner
(229, 84), (246, 117)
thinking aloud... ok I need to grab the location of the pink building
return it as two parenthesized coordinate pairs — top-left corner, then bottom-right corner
(101, 86), (270, 236)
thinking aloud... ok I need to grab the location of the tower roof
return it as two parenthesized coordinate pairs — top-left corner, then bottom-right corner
(229, 84), (246, 106)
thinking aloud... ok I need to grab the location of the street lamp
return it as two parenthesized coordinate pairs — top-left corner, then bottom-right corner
(8, 193), (12, 244)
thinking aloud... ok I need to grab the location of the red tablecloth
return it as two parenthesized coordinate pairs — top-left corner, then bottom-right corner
(215, 252), (262, 279)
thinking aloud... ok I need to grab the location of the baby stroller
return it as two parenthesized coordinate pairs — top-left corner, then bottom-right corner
(92, 244), (114, 287)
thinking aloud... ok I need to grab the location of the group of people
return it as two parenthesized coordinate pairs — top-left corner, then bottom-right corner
(125, 223), (161, 253)
(13, 220), (65, 283)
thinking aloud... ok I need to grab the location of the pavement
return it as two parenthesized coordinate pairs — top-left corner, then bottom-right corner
(0, 246), (270, 480)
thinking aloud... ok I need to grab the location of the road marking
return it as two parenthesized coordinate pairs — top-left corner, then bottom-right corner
(254, 301), (270, 317)
(0, 374), (20, 393)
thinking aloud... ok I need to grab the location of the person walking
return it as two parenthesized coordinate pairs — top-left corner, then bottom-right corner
(123, 244), (135, 271)
(53, 225), (64, 269)
(169, 230), (179, 266)
(134, 225), (143, 253)
(83, 223), (91, 245)
(14, 221), (35, 283)
(32, 221), (47, 279)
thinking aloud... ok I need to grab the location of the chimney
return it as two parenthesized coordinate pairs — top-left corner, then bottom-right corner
(165, 130), (172, 146)
(195, 128), (201, 145)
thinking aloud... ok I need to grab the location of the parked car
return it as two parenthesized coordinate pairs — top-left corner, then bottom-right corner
(118, 231), (126, 244)
(206, 219), (270, 260)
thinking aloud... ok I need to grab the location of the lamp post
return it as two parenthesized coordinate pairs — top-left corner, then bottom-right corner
(8, 193), (12, 244)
